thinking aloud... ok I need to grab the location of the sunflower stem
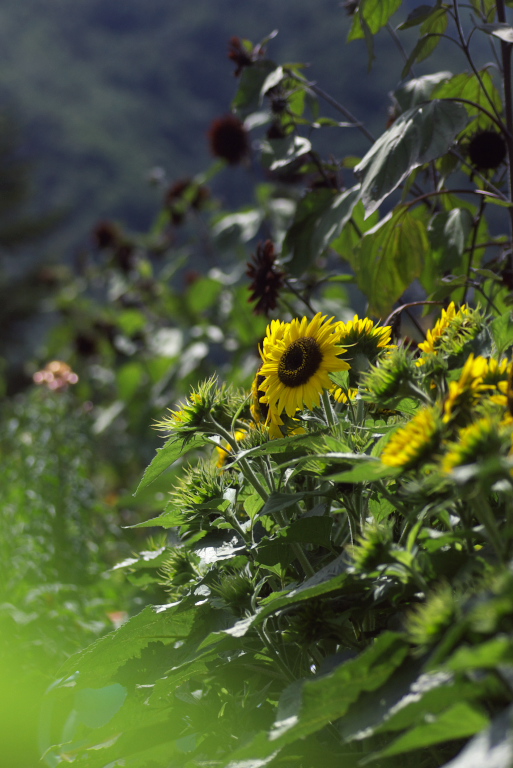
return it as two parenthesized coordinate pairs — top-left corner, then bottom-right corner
(472, 492), (505, 562)
(206, 416), (272, 501)
(321, 389), (338, 428)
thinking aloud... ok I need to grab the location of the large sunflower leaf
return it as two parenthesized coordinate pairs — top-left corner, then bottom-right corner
(232, 60), (279, 118)
(400, 7), (449, 77)
(218, 632), (408, 767)
(352, 206), (429, 317)
(55, 603), (197, 686)
(372, 702), (489, 759)
(355, 100), (468, 216)
(134, 434), (208, 496)
(432, 70), (503, 135)
(394, 71), (453, 113)
(348, 0), (402, 40)
(439, 705), (513, 768)
(282, 185), (360, 276)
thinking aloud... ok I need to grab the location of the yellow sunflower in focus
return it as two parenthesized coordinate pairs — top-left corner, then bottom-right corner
(381, 406), (441, 470)
(258, 312), (350, 418)
(251, 372), (285, 439)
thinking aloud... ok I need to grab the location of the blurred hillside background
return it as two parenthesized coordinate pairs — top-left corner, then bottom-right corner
(0, 0), (470, 389)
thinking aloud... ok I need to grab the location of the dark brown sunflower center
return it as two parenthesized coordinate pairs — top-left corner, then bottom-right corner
(278, 337), (323, 387)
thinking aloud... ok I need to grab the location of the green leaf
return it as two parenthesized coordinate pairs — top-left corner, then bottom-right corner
(134, 434), (208, 496)
(374, 702), (489, 758)
(212, 209), (263, 248)
(284, 516), (333, 547)
(355, 100), (468, 215)
(220, 633), (408, 766)
(260, 136), (311, 171)
(260, 65), (284, 98)
(117, 308), (147, 336)
(398, 4), (440, 30)
(432, 70), (503, 136)
(401, 8), (449, 77)
(491, 312), (513, 355)
(187, 276), (222, 313)
(423, 208), (474, 293)
(56, 604), (196, 686)
(394, 71), (452, 113)
(445, 636), (513, 672)
(282, 185), (360, 276)
(117, 361), (145, 402)
(348, 0), (402, 40)
(439, 705), (513, 768)
(126, 503), (185, 529)
(74, 684), (127, 729)
(471, 0), (496, 18)
(330, 199), (379, 266)
(329, 460), (400, 483)
(232, 59), (279, 117)
(259, 492), (304, 517)
(479, 22), (513, 44)
(353, 206), (429, 317)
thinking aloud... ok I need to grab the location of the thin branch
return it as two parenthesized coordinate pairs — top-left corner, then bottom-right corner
(496, 0), (513, 268)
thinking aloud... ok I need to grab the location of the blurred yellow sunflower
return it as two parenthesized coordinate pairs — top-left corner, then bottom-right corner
(442, 354), (490, 424)
(337, 315), (395, 358)
(258, 312), (350, 418)
(216, 429), (248, 468)
(381, 406), (441, 469)
(417, 302), (481, 366)
(442, 416), (509, 473)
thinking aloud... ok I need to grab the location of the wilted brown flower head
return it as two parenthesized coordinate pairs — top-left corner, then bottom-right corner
(247, 240), (285, 316)
(343, 0), (359, 14)
(208, 115), (250, 165)
(266, 122), (288, 140)
(33, 360), (79, 391)
(93, 220), (121, 250)
(164, 178), (210, 225)
(467, 129), (507, 170)
(228, 37), (254, 77)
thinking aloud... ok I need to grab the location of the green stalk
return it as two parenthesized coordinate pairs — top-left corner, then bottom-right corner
(472, 492), (504, 562)
(322, 389), (338, 428)
(207, 417), (315, 578)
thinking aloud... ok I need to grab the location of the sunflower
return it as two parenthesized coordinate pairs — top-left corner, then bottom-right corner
(251, 371), (285, 438)
(337, 315), (395, 359)
(332, 386), (359, 405)
(442, 354), (491, 425)
(417, 303), (482, 366)
(258, 313), (350, 418)
(381, 406), (441, 470)
(333, 315), (395, 393)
